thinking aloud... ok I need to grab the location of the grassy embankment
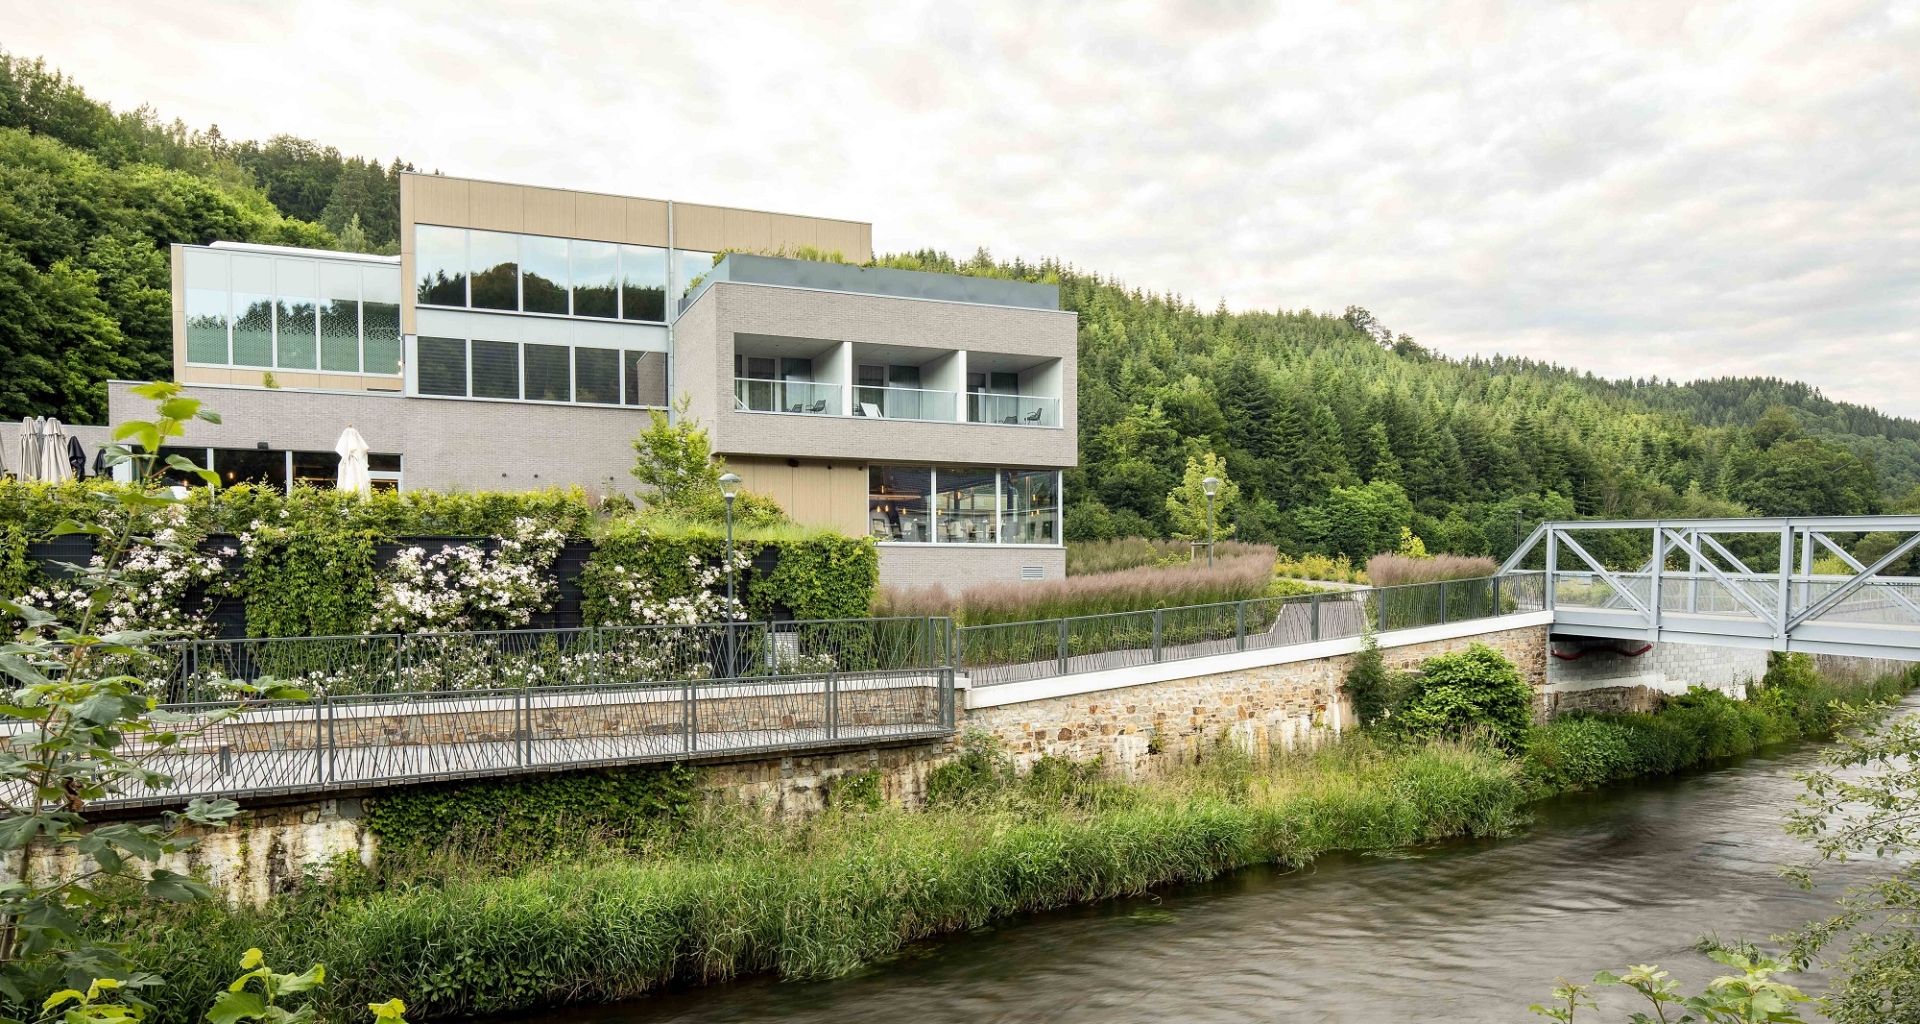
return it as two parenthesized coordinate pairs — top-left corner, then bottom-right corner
(95, 656), (1916, 1024)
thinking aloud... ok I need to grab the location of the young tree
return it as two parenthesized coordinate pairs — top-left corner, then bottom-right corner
(629, 395), (786, 526)
(1165, 453), (1237, 544)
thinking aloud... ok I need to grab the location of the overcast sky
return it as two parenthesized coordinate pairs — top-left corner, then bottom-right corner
(9, 2), (1919, 414)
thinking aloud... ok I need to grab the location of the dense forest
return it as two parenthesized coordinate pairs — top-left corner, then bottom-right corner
(4, 47), (1915, 562)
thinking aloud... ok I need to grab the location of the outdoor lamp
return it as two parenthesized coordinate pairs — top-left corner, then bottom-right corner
(719, 472), (741, 500)
(718, 472), (743, 673)
(1201, 476), (1221, 568)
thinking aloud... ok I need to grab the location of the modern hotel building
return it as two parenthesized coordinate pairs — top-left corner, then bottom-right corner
(115, 173), (1077, 584)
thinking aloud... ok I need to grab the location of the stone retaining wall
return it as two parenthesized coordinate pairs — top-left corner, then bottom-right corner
(959, 624), (1549, 779)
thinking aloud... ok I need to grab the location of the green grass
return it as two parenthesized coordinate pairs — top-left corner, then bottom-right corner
(86, 658), (1920, 1024)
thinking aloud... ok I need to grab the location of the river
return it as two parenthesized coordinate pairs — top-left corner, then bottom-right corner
(531, 724), (1894, 1023)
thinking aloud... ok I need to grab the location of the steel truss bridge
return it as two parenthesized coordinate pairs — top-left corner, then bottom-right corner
(1503, 515), (1920, 661)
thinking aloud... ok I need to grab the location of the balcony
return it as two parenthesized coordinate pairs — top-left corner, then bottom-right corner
(852, 386), (956, 422)
(968, 393), (1060, 427)
(734, 378), (842, 416)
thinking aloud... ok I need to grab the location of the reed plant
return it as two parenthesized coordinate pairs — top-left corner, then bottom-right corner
(1067, 537), (1275, 576)
(877, 551), (1279, 626)
(110, 736), (1524, 1024)
(1364, 553), (1499, 588)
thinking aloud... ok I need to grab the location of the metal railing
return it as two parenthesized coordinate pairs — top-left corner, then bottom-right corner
(734, 378), (843, 416)
(152, 617), (951, 703)
(958, 573), (1545, 687)
(968, 393), (1060, 427)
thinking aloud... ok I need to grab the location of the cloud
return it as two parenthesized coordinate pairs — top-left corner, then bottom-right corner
(9, 0), (1919, 412)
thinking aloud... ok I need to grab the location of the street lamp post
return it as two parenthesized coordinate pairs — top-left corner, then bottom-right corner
(1201, 476), (1220, 568)
(719, 472), (741, 674)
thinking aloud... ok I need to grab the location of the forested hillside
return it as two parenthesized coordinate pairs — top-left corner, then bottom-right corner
(5, 48), (1915, 562)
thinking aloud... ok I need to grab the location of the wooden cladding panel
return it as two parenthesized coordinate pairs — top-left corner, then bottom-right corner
(672, 203), (728, 251)
(521, 187), (576, 238)
(624, 198), (671, 246)
(409, 175), (471, 228)
(466, 180), (525, 232)
(728, 458), (867, 536)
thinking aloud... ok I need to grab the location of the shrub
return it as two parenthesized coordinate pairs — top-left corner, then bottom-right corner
(581, 516), (876, 625)
(1365, 552), (1500, 587)
(1273, 552), (1365, 584)
(1341, 632), (1397, 727)
(1390, 643), (1534, 749)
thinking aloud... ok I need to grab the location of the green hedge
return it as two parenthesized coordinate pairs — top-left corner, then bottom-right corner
(579, 517), (878, 625)
(240, 528), (379, 638)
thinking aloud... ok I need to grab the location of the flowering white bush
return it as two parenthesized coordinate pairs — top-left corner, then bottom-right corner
(20, 503), (230, 638)
(367, 517), (566, 633)
(595, 550), (751, 626)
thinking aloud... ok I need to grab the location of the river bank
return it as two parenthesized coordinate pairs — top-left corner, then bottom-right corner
(102, 657), (1916, 1024)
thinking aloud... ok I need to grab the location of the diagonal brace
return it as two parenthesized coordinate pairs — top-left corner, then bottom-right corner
(1499, 522), (1551, 575)
(1813, 533), (1920, 623)
(1555, 530), (1654, 622)
(1661, 529), (1780, 629)
(1789, 531), (1920, 630)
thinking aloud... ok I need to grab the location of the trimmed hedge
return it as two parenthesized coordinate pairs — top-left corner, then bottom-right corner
(579, 517), (878, 625)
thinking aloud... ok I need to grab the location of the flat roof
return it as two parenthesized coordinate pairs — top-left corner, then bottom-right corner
(681, 254), (1060, 314)
(206, 240), (401, 264)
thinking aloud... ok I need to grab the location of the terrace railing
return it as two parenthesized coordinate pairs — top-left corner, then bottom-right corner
(957, 573), (1546, 688)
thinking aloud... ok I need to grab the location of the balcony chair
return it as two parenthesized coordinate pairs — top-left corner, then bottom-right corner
(1024, 407), (1043, 424)
(807, 399), (828, 413)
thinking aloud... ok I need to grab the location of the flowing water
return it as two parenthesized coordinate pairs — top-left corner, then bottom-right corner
(529, 726), (1896, 1023)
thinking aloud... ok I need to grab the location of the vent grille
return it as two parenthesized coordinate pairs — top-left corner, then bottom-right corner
(1020, 566), (1045, 580)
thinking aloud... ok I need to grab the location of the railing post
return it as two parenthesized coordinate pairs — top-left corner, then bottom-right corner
(325, 695), (336, 784)
(394, 633), (405, 695)
(1650, 527), (1664, 634)
(1152, 609), (1163, 662)
(1545, 528), (1558, 613)
(1777, 525), (1793, 641)
(312, 696), (324, 783)
(1492, 575), (1502, 616)
(1057, 619), (1069, 676)
(1310, 593), (1321, 641)
(683, 680), (695, 754)
(517, 688), (527, 767)
(827, 672), (838, 741)
(1236, 601), (1247, 651)
(1439, 582), (1448, 625)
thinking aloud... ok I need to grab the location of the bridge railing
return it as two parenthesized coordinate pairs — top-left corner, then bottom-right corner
(958, 573), (1546, 688)
(1550, 571), (1920, 629)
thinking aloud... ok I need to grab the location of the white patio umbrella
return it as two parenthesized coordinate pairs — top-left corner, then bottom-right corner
(335, 425), (372, 497)
(39, 419), (71, 483)
(17, 417), (39, 481)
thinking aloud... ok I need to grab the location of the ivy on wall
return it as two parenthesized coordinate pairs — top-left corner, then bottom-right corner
(364, 763), (699, 865)
(578, 518), (878, 627)
(0, 525), (30, 601)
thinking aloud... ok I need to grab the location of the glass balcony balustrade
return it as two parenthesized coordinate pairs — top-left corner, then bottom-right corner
(852, 386), (958, 422)
(733, 378), (843, 416)
(968, 393), (1060, 427)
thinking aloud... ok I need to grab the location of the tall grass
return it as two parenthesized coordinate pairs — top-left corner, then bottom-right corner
(111, 737), (1525, 1024)
(1067, 538), (1275, 575)
(877, 551), (1279, 625)
(1274, 552), (1367, 584)
(1364, 553), (1500, 587)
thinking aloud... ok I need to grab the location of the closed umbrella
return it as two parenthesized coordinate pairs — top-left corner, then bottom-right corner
(335, 426), (372, 497)
(68, 436), (87, 481)
(18, 417), (39, 482)
(39, 419), (70, 483)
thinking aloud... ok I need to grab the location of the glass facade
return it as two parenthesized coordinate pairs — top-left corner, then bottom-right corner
(168, 447), (403, 494)
(413, 226), (673, 323)
(413, 337), (666, 407)
(677, 249), (716, 297)
(182, 248), (401, 376)
(869, 466), (1062, 545)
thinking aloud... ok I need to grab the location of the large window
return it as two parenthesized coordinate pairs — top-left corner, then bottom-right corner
(319, 263), (360, 372)
(868, 466), (1061, 545)
(868, 467), (931, 543)
(677, 249), (716, 297)
(170, 447), (403, 494)
(1002, 469), (1060, 545)
(182, 247), (401, 376)
(413, 337), (665, 407)
(412, 226), (673, 323)
(936, 468), (997, 544)
(183, 248), (230, 364)
(230, 255), (275, 368)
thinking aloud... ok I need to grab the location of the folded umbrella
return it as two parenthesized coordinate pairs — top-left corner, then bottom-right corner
(40, 419), (71, 483)
(68, 435), (87, 481)
(18, 417), (38, 482)
(335, 426), (372, 497)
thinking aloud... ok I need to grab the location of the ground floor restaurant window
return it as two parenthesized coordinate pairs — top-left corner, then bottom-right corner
(868, 465), (1060, 545)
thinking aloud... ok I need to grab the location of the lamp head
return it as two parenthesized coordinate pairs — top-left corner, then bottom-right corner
(719, 472), (741, 501)
(1201, 476), (1220, 497)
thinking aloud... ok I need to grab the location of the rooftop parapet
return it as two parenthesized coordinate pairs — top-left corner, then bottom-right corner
(680, 253), (1060, 315)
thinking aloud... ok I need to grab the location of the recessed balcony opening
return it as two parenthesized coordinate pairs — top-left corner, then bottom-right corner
(733, 335), (842, 416)
(851, 343), (961, 422)
(967, 352), (1061, 428)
